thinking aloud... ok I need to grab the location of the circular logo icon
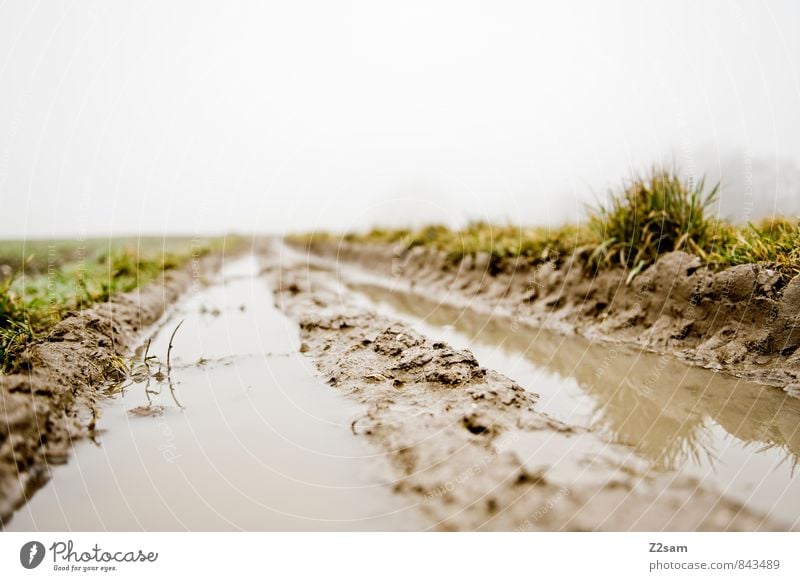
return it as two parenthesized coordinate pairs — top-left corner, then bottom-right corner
(19, 541), (46, 569)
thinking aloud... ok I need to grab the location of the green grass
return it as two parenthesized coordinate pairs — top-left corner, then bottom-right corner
(291, 167), (800, 280)
(0, 236), (235, 372)
(705, 218), (800, 273)
(587, 169), (720, 271)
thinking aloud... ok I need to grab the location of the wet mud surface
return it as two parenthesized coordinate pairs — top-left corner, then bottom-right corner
(6, 255), (419, 531)
(302, 241), (800, 390)
(0, 251), (225, 526)
(349, 281), (800, 525)
(5, 239), (798, 531)
(271, 243), (796, 530)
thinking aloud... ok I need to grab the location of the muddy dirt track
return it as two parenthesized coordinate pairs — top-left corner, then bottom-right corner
(300, 240), (800, 392)
(269, 242), (795, 531)
(3, 239), (799, 531)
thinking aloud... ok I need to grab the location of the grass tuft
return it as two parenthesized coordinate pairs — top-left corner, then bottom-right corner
(588, 168), (720, 270)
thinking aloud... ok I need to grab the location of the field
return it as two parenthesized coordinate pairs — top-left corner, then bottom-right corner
(0, 236), (229, 371)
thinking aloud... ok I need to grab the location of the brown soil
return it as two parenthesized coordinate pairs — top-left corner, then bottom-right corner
(269, 243), (784, 531)
(297, 240), (800, 394)
(0, 252), (224, 526)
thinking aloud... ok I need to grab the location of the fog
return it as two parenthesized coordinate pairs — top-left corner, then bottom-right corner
(1, 0), (799, 239)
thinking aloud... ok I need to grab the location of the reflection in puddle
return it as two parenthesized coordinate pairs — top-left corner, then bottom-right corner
(350, 281), (800, 526)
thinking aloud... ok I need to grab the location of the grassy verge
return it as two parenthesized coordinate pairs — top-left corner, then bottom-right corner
(0, 236), (236, 372)
(290, 169), (800, 280)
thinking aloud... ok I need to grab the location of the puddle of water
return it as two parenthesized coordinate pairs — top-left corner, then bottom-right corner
(7, 256), (419, 531)
(347, 280), (800, 529)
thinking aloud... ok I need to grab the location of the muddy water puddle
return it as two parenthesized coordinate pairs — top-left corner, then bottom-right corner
(7, 256), (419, 531)
(348, 281), (800, 528)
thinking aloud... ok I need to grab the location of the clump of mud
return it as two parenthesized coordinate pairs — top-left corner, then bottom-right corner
(0, 253), (225, 526)
(128, 405), (166, 418)
(269, 246), (780, 531)
(298, 240), (800, 392)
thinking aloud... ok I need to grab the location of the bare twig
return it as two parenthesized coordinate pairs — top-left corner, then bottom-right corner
(166, 319), (184, 376)
(166, 320), (185, 409)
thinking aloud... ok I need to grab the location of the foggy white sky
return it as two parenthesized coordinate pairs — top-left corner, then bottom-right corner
(1, 0), (799, 238)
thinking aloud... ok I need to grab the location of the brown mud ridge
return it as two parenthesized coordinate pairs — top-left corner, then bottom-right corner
(0, 253), (224, 526)
(298, 241), (800, 395)
(270, 246), (781, 531)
